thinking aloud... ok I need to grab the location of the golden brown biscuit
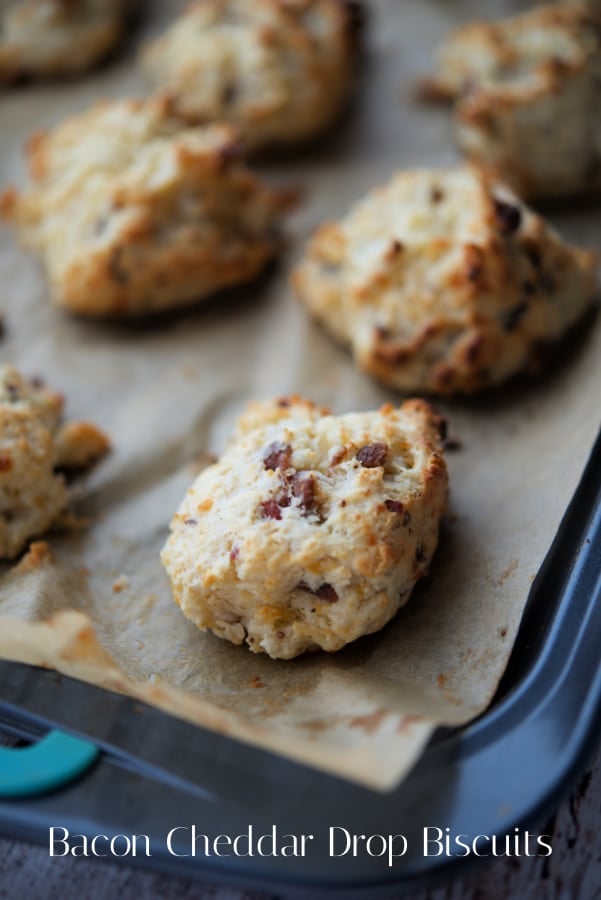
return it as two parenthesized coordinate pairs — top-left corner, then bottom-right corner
(161, 396), (448, 659)
(0, 0), (130, 82)
(140, 0), (362, 151)
(420, 2), (601, 198)
(0, 365), (109, 559)
(0, 98), (292, 317)
(293, 166), (598, 395)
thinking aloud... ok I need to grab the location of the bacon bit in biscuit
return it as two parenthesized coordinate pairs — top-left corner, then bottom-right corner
(260, 498), (283, 520)
(184, 517), (198, 526)
(385, 499), (404, 514)
(316, 583), (338, 602)
(230, 544), (240, 561)
(263, 441), (292, 470)
(292, 472), (319, 516)
(299, 581), (338, 602)
(0, 454), (12, 472)
(356, 442), (389, 468)
(262, 464), (323, 521)
(493, 198), (522, 235)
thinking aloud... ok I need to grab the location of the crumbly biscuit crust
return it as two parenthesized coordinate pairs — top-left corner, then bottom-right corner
(162, 396), (448, 659)
(141, 0), (362, 150)
(294, 166), (598, 395)
(421, 3), (601, 198)
(1, 99), (290, 316)
(0, 0), (128, 82)
(0, 365), (109, 558)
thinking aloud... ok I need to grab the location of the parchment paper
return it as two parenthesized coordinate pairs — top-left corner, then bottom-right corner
(0, 0), (599, 791)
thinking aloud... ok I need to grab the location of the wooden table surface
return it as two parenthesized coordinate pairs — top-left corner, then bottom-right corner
(0, 740), (599, 900)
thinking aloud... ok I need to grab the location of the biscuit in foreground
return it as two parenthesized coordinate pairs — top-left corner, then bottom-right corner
(140, 0), (362, 152)
(0, 99), (292, 317)
(0, 0), (130, 83)
(419, 2), (601, 198)
(294, 166), (598, 395)
(161, 396), (448, 659)
(0, 365), (110, 559)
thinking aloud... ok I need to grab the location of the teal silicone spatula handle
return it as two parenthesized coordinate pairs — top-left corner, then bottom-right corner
(0, 730), (99, 798)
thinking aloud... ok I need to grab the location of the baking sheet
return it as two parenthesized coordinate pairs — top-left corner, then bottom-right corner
(0, 0), (599, 791)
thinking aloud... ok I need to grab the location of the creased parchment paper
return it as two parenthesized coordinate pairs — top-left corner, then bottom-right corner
(0, 0), (599, 791)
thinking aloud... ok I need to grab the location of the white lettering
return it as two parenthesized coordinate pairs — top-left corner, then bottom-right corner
(423, 826), (444, 856)
(329, 826), (352, 857)
(213, 834), (232, 856)
(49, 827), (70, 857)
(167, 826), (189, 857)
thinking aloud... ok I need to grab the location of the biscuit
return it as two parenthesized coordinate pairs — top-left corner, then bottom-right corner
(420, 3), (601, 198)
(0, 365), (109, 559)
(140, 0), (362, 151)
(161, 396), (448, 659)
(0, 0), (130, 82)
(0, 99), (292, 316)
(293, 166), (598, 395)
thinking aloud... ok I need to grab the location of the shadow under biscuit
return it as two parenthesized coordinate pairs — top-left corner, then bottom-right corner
(63, 257), (283, 338)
